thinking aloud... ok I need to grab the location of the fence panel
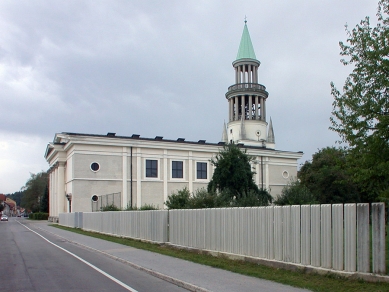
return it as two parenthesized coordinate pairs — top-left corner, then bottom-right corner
(274, 206), (283, 261)
(344, 204), (356, 272)
(332, 204), (344, 271)
(311, 205), (321, 267)
(372, 203), (386, 274)
(59, 213), (76, 227)
(266, 206), (274, 260)
(291, 205), (301, 264)
(282, 206), (291, 262)
(60, 202), (386, 275)
(357, 203), (370, 273)
(301, 205), (310, 265)
(321, 204), (332, 269)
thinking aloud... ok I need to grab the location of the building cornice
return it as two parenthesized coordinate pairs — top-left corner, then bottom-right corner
(53, 132), (303, 159)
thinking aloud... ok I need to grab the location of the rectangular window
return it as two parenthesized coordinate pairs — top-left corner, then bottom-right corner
(197, 162), (207, 179)
(172, 161), (183, 178)
(146, 159), (158, 178)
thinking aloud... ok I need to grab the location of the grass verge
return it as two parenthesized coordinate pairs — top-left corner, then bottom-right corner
(52, 225), (388, 292)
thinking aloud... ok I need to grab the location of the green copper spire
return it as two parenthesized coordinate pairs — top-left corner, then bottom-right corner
(236, 21), (257, 61)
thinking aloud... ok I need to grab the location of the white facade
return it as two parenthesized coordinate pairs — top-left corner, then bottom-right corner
(45, 133), (302, 219)
(44, 22), (303, 220)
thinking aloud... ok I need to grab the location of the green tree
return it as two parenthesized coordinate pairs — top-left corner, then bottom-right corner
(274, 179), (318, 206)
(299, 147), (360, 204)
(208, 144), (271, 206)
(21, 172), (48, 212)
(7, 191), (24, 206)
(40, 185), (49, 213)
(330, 0), (389, 201)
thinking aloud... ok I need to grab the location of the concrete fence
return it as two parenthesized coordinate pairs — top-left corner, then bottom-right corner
(58, 203), (386, 275)
(82, 210), (168, 243)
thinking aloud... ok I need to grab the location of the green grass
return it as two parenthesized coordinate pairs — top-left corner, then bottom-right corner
(52, 224), (389, 292)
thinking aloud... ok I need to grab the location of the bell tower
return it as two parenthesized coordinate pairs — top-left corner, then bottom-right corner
(222, 20), (275, 149)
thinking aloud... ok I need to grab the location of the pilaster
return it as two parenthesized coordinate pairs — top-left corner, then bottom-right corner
(122, 147), (128, 208)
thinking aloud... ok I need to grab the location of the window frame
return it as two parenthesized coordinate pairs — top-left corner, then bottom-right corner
(171, 160), (184, 179)
(90, 162), (100, 172)
(196, 161), (208, 180)
(145, 159), (158, 178)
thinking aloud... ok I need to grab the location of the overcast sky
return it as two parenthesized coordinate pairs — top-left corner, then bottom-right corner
(0, 0), (378, 194)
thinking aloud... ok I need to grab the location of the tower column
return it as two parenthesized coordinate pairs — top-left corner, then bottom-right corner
(255, 96), (259, 120)
(263, 98), (266, 121)
(234, 96), (239, 120)
(248, 65), (252, 83)
(238, 66), (241, 83)
(242, 66), (246, 83)
(249, 95), (252, 120)
(240, 95), (245, 119)
(260, 97), (264, 120)
(229, 98), (233, 121)
(57, 162), (65, 214)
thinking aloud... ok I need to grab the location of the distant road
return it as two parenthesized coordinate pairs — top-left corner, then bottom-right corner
(0, 217), (187, 292)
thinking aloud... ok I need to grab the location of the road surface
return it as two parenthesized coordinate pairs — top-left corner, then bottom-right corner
(0, 217), (187, 291)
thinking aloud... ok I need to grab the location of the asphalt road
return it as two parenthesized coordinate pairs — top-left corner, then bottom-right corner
(0, 217), (187, 292)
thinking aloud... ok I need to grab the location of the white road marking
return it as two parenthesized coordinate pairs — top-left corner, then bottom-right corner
(17, 221), (138, 292)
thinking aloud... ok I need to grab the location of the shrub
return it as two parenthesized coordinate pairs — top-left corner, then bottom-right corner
(29, 212), (49, 220)
(187, 188), (223, 209)
(101, 204), (121, 211)
(274, 179), (318, 205)
(124, 204), (159, 211)
(139, 204), (158, 210)
(165, 188), (190, 209)
(231, 189), (272, 207)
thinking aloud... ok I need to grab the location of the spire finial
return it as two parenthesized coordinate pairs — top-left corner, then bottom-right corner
(244, 15), (247, 24)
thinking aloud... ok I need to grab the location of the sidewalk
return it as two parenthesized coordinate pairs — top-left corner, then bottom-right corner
(32, 221), (309, 292)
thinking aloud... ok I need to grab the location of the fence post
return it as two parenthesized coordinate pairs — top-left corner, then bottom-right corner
(332, 204), (344, 271)
(291, 205), (301, 264)
(274, 206), (283, 261)
(344, 204), (356, 272)
(357, 203), (370, 273)
(301, 205), (311, 265)
(321, 204), (332, 269)
(372, 203), (386, 274)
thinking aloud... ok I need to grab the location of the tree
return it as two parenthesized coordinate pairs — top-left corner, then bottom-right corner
(274, 179), (318, 206)
(40, 185), (49, 213)
(21, 172), (48, 212)
(298, 147), (360, 204)
(208, 143), (271, 206)
(7, 191), (24, 206)
(330, 0), (389, 201)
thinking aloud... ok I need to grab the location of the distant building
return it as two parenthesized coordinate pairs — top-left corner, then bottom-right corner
(3, 197), (16, 216)
(45, 22), (303, 221)
(0, 193), (5, 214)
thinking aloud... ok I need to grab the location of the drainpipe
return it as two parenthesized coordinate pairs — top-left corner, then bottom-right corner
(130, 146), (133, 208)
(261, 156), (264, 189)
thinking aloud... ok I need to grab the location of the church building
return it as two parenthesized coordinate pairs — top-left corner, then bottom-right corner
(45, 22), (303, 221)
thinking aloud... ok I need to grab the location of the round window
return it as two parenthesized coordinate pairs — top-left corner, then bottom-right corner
(91, 162), (100, 172)
(282, 170), (289, 179)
